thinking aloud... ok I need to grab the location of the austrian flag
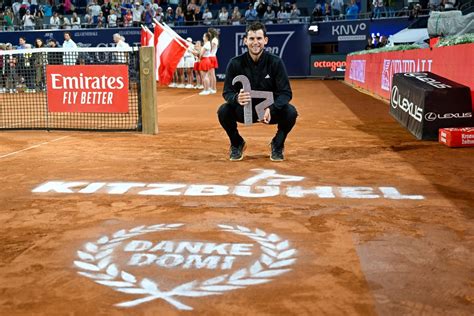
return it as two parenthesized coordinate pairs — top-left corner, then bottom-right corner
(154, 23), (188, 85)
(140, 26), (154, 47)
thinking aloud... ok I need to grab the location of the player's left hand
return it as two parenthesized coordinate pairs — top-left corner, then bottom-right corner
(262, 107), (271, 124)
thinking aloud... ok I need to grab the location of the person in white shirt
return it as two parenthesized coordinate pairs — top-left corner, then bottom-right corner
(71, 12), (81, 29)
(62, 32), (78, 65)
(202, 8), (213, 25)
(131, 1), (144, 26)
(208, 27), (219, 94)
(108, 9), (118, 27)
(113, 33), (130, 63)
(22, 9), (36, 30)
(198, 32), (212, 95)
(218, 6), (228, 24)
(50, 12), (60, 29)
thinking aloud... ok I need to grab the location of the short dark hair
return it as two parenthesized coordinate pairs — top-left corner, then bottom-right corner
(245, 22), (267, 37)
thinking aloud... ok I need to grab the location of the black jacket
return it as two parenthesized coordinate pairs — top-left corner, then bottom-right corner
(223, 51), (292, 111)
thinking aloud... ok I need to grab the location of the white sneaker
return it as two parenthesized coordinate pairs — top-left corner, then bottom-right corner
(197, 85), (204, 89)
(185, 84), (193, 89)
(177, 84), (185, 88)
(168, 83), (177, 88)
(0, 88), (5, 93)
(199, 90), (211, 95)
(210, 89), (217, 94)
(193, 85), (200, 89)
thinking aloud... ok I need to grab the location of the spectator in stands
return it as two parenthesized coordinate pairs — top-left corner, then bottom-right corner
(365, 37), (374, 49)
(22, 9), (35, 29)
(89, 0), (101, 23)
(96, 11), (105, 27)
(62, 32), (78, 65)
(108, 9), (118, 27)
(345, 0), (359, 20)
(194, 6), (203, 23)
(323, 2), (331, 21)
(154, 5), (164, 22)
(378, 35), (388, 47)
(143, 3), (155, 25)
(4, 8), (15, 31)
(218, 6), (229, 24)
(263, 5), (275, 24)
(256, 0), (267, 19)
(429, 0), (441, 10)
(331, 0), (343, 19)
(187, 0), (198, 13)
(33, 6), (44, 29)
(175, 6), (184, 25)
(271, 0), (280, 14)
(165, 7), (174, 25)
(50, 11), (60, 29)
(121, 0), (132, 17)
(60, 14), (71, 29)
(123, 8), (132, 26)
(12, 1), (21, 23)
(244, 3), (257, 22)
(17, 36), (28, 49)
(277, 3), (291, 23)
(290, 3), (300, 23)
(33, 38), (46, 92)
(131, 1), (144, 27)
(372, 0), (384, 18)
(409, 3), (421, 19)
(70, 11), (80, 29)
(230, 6), (241, 25)
(202, 7), (213, 25)
(184, 6), (196, 25)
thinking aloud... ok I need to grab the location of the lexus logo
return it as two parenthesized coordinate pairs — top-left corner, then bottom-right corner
(390, 85), (399, 109)
(425, 112), (437, 122)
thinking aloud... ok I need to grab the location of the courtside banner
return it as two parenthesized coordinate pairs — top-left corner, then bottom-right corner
(344, 43), (474, 110)
(46, 65), (129, 113)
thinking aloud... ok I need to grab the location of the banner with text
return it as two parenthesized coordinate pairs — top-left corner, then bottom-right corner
(345, 43), (474, 110)
(47, 65), (129, 113)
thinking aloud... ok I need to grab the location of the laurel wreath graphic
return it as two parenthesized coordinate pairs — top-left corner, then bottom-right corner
(74, 224), (297, 310)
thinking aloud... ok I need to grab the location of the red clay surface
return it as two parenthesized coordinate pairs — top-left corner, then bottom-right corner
(0, 80), (473, 315)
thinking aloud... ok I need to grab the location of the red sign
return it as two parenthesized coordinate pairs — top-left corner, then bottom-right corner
(46, 65), (129, 113)
(345, 44), (474, 111)
(439, 127), (474, 147)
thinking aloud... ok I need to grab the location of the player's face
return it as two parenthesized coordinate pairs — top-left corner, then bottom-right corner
(244, 30), (268, 59)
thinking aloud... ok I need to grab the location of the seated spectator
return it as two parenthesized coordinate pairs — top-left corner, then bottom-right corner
(71, 12), (81, 29)
(218, 6), (228, 25)
(60, 14), (71, 29)
(263, 5), (275, 24)
(230, 6), (241, 25)
(96, 11), (105, 27)
(346, 0), (359, 20)
(277, 3), (291, 23)
(50, 11), (60, 29)
(290, 3), (300, 23)
(202, 7), (213, 25)
(244, 3), (257, 22)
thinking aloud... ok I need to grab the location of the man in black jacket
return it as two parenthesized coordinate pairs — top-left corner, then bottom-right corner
(217, 22), (298, 162)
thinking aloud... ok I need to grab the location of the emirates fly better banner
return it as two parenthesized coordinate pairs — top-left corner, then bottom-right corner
(46, 65), (129, 113)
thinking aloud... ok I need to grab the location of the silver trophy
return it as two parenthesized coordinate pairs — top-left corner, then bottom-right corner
(232, 75), (274, 125)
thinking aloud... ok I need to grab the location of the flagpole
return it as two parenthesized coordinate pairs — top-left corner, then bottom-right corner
(152, 19), (190, 50)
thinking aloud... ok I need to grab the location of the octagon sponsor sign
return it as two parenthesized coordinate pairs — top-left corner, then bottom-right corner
(46, 65), (129, 113)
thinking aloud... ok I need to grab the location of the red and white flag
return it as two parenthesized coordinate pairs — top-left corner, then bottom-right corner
(153, 22), (188, 85)
(140, 25), (154, 47)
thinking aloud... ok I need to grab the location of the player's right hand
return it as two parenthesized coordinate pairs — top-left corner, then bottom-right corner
(237, 89), (251, 106)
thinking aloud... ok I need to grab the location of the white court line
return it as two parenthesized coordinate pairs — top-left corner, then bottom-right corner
(0, 135), (70, 160)
(158, 94), (199, 112)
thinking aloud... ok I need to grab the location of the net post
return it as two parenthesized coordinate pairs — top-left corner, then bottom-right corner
(139, 46), (158, 134)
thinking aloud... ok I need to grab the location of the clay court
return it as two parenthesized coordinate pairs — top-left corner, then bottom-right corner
(1, 79), (473, 315)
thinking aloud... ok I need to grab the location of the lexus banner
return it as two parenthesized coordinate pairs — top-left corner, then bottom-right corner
(390, 72), (473, 140)
(47, 65), (129, 113)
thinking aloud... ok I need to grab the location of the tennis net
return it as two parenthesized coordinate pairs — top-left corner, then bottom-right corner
(0, 46), (142, 131)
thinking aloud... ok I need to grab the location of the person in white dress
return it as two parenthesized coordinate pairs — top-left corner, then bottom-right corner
(208, 28), (219, 94)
